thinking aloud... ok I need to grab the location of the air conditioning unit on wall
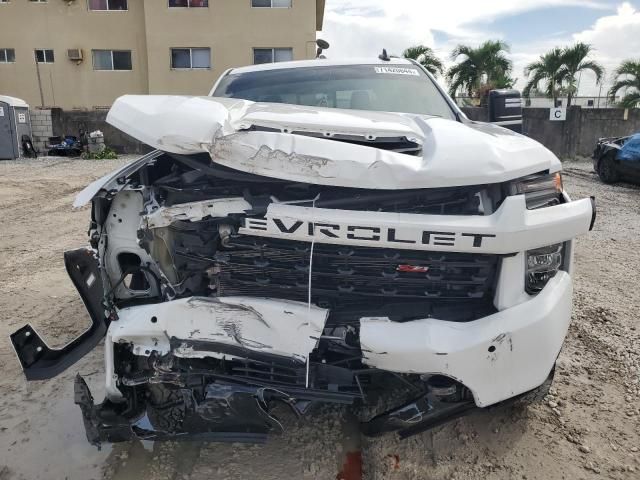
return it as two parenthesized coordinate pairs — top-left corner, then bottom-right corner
(67, 49), (83, 63)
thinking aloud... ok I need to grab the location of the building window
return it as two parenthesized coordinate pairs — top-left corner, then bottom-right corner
(171, 48), (210, 69)
(0, 48), (14, 64)
(0, 49), (15, 63)
(93, 50), (132, 70)
(253, 48), (293, 64)
(88, 0), (127, 10)
(251, 0), (291, 7)
(35, 49), (54, 63)
(169, 0), (208, 7)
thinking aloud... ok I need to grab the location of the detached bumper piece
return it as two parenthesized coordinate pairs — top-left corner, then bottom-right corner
(10, 249), (108, 380)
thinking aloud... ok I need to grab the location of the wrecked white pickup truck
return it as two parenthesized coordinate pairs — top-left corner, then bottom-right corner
(11, 58), (596, 446)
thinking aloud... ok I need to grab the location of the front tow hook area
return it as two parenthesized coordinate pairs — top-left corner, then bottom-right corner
(361, 379), (476, 439)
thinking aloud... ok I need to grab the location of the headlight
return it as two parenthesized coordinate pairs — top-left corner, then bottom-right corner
(511, 172), (563, 209)
(526, 243), (563, 294)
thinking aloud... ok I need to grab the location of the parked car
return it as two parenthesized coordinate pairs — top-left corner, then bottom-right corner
(593, 133), (640, 184)
(11, 57), (596, 447)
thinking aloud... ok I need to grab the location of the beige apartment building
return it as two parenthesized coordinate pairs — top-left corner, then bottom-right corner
(0, 0), (325, 109)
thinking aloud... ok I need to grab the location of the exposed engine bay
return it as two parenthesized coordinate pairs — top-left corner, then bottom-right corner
(11, 150), (513, 445)
(100, 150), (502, 443)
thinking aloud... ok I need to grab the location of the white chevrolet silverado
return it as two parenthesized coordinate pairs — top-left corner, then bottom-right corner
(11, 58), (596, 445)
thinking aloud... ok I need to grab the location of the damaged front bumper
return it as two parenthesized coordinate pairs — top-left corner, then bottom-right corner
(74, 375), (287, 447)
(69, 272), (571, 446)
(10, 198), (593, 447)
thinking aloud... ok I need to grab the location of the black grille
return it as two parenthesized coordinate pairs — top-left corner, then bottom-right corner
(307, 186), (485, 215)
(215, 236), (499, 316)
(160, 153), (492, 216)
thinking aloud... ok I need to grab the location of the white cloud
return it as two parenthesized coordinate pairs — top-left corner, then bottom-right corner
(572, 2), (640, 94)
(509, 2), (640, 95)
(322, 0), (610, 57)
(320, 0), (640, 95)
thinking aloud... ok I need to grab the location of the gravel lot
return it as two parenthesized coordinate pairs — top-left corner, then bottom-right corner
(0, 156), (638, 480)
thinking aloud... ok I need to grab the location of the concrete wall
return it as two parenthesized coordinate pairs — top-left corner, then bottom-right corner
(42, 104), (640, 157)
(522, 108), (570, 158)
(574, 108), (640, 156)
(29, 109), (53, 153)
(463, 106), (640, 159)
(50, 108), (150, 154)
(461, 107), (489, 122)
(0, 0), (322, 109)
(523, 107), (640, 158)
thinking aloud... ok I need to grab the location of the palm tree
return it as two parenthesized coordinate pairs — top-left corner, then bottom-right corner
(608, 59), (640, 108)
(523, 47), (564, 104)
(402, 45), (444, 77)
(446, 40), (512, 99)
(557, 43), (604, 108)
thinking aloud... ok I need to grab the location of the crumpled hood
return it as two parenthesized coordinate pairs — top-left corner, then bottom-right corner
(106, 95), (560, 190)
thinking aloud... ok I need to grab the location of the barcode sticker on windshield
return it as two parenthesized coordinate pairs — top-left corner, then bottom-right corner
(374, 67), (420, 76)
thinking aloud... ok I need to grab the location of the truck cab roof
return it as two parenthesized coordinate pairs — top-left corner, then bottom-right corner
(228, 57), (417, 76)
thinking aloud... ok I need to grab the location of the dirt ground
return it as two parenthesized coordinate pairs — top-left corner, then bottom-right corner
(0, 156), (638, 480)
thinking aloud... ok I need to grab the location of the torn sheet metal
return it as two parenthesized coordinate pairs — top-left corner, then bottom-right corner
(359, 272), (573, 407)
(106, 95), (561, 190)
(110, 296), (329, 363)
(143, 197), (252, 229)
(73, 150), (163, 208)
(75, 375), (280, 447)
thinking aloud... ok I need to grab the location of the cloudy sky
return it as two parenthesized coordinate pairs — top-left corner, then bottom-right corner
(320, 0), (640, 96)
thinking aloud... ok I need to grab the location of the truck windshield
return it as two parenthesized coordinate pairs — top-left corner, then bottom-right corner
(212, 64), (456, 120)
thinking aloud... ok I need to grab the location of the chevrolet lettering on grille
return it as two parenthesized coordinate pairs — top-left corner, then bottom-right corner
(241, 217), (497, 250)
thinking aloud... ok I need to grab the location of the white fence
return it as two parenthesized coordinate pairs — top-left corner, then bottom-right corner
(455, 96), (620, 109)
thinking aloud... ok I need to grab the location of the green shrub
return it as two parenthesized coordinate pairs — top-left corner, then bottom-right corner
(82, 148), (118, 160)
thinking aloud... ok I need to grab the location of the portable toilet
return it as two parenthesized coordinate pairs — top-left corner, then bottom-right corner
(0, 95), (32, 160)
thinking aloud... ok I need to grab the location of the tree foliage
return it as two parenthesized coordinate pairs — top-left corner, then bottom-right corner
(523, 43), (604, 107)
(402, 45), (444, 77)
(558, 43), (604, 108)
(608, 59), (640, 108)
(445, 40), (512, 99)
(523, 47), (564, 101)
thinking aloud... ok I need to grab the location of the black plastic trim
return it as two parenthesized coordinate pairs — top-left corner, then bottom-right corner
(10, 248), (108, 380)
